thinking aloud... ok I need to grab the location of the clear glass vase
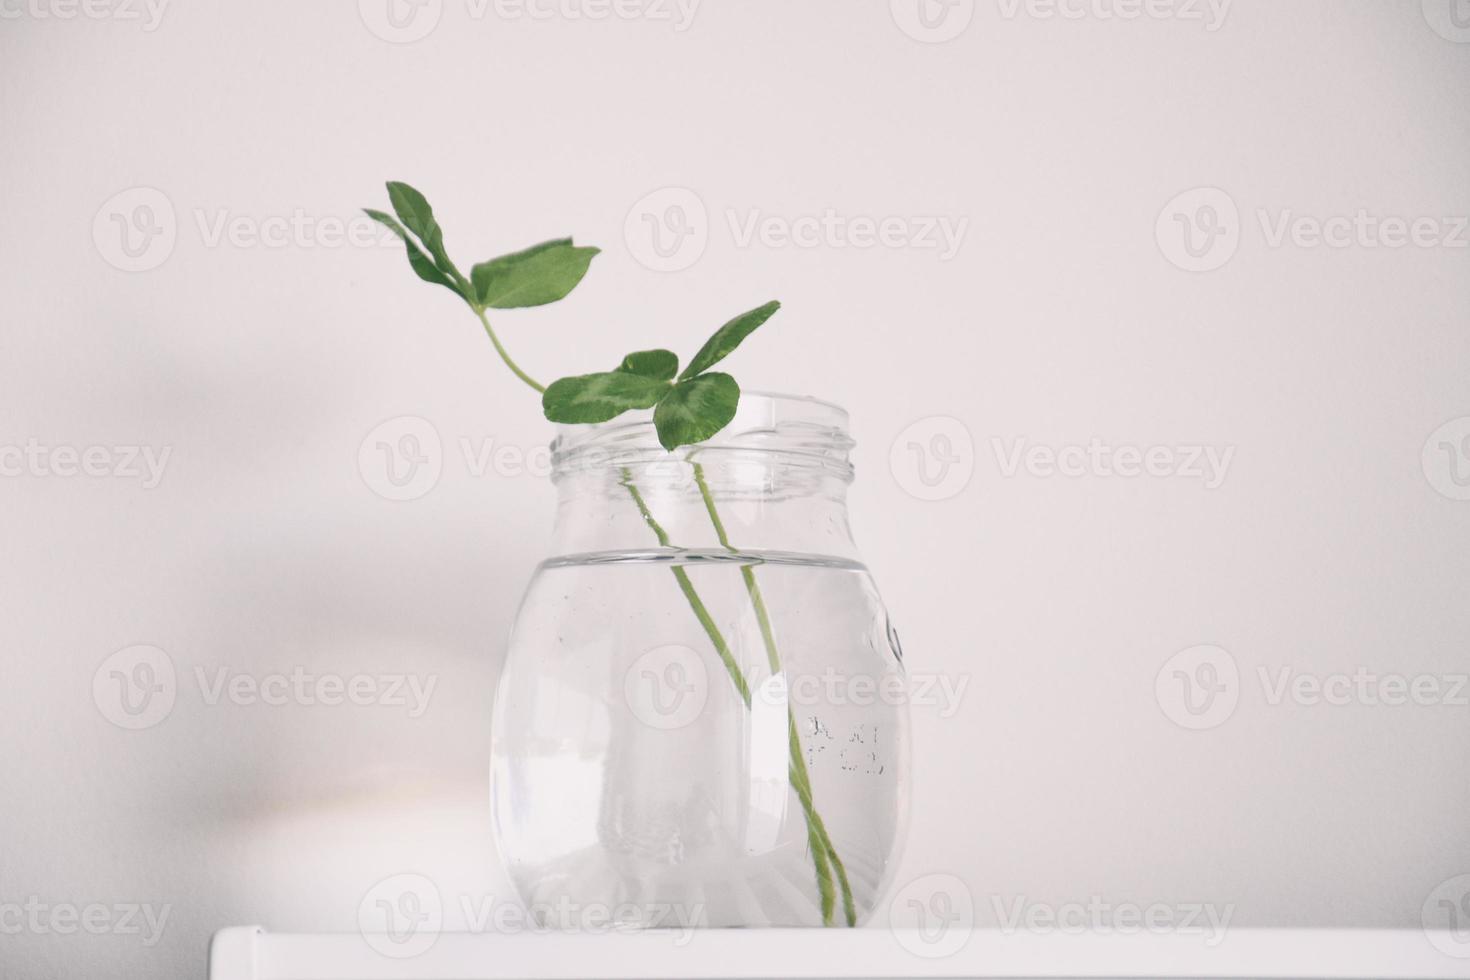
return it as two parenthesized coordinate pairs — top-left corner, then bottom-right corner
(490, 393), (907, 928)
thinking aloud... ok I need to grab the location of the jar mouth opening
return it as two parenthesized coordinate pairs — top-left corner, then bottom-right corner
(550, 390), (855, 479)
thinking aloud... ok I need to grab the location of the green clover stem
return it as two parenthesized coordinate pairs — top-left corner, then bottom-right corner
(623, 465), (850, 924)
(691, 461), (857, 927)
(619, 469), (752, 708)
(472, 305), (546, 394)
(804, 797), (836, 923)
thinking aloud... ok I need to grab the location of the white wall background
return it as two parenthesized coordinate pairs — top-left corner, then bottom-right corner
(2, 1), (1469, 976)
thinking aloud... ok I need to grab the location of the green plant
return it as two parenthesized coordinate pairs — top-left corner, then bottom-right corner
(363, 181), (856, 926)
(365, 181), (777, 450)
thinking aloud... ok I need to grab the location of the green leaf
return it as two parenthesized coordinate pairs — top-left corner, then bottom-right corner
(653, 373), (740, 450)
(617, 349), (679, 381)
(471, 239), (600, 309)
(385, 181), (467, 292)
(364, 209), (462, 297)
(679, 300), (780, 380)
(542, 371), (671, 424)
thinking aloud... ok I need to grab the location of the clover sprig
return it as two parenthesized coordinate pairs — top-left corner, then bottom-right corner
(364, 181), (778, 450)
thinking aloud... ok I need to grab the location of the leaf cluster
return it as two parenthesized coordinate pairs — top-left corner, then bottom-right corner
(365, 182), (780, 450)
(365, 182), (599, 312)
(541, 301), (779, 450)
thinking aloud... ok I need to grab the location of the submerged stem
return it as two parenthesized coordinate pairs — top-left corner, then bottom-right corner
(690, 461), (857, 927)
(615, 459), (857, 926)
(619, 469), (751, 707)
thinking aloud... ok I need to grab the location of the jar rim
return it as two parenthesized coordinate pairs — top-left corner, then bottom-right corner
(549, 390), (855, 477)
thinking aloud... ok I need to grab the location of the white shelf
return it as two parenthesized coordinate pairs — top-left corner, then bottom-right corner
(210, 927), (1470, 979)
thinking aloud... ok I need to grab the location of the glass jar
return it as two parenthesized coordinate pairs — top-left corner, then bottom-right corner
(490, 392), (907, 928)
